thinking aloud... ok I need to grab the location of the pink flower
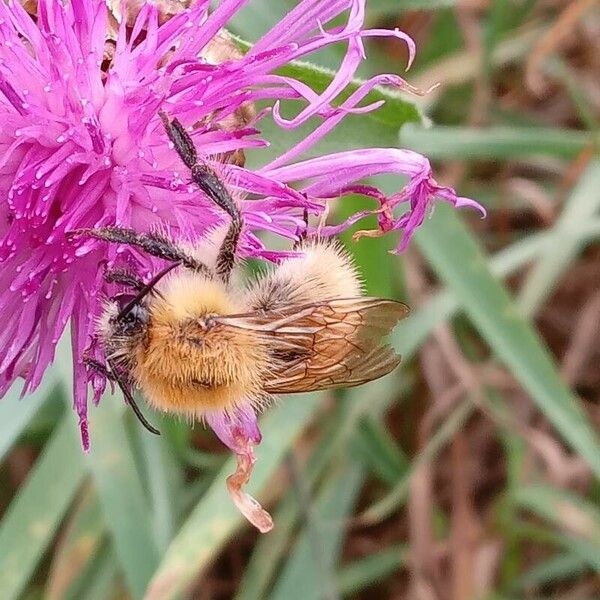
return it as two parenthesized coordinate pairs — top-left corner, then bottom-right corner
(0, 0), (485, 516)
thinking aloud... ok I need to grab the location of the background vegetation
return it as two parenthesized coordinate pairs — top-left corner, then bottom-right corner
(1, 0), (599, 598)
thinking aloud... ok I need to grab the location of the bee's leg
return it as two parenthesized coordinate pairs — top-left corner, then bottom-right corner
(83, 354), (160, 435)
(84, 356), (117, 381)
(106, 358), (161, 436)
(214, 204), (242, 283)
(293, 208), (309, 250)
(159, 111), (242, 283)
(103, 267), (145, 291)
(71, 227), (211, 277)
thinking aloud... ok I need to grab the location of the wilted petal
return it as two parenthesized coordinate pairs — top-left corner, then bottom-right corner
(261, 149), (486, 252)
(206, 404), (273, 532)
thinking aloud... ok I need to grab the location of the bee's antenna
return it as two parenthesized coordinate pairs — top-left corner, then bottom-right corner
(117, 261), (181, 321)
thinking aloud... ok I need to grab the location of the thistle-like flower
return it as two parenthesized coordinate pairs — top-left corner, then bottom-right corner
(0, 0), (485, 524)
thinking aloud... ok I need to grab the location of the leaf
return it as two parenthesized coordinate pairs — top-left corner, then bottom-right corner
(138, 417), (184, 552)
(234, 387), (393, 600)
(369, 0), (457, 11)
(352, 417), (408, 485)
(85, 395), (160, 599)
(338, 195), (397, 296)
(45, 487), (105, 600)
(518, 159), (600, 314)
(514, 485), (600, 572)
(229, 35), (422, 132)
(0, 367), (61, 462)
(74, 547), (120, 600)
(392, 224), (600, 359)
(146, 396), (321, 600)
(228, 0), (423, 129)
(234, 491), (302, 600)
(512, 552), (589, 593)
(225, 0), (294, 42)
(415, 204), (600, 479)
(400, 124), (597, 160)
(360, 398), (474, 524)
(0, 416), (85, 600)
(269, 462), (365, 600)
(337, 545), (408, 596)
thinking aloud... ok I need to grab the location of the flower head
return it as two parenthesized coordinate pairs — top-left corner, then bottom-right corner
(1, 0), (485, 527)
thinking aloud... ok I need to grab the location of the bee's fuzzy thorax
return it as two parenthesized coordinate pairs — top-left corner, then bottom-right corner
(244, 238), (362, 311)
(129, 270), (268, 418)
(156, 270), (238, 320)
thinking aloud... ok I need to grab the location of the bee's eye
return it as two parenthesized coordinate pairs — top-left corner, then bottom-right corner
(111, 294), (149, 331)
(127, 303), (149, 325)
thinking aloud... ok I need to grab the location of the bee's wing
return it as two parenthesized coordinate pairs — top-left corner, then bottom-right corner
(214, 298), (409, 393)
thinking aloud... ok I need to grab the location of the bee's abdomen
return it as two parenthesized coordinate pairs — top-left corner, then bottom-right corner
(244, 239), (362, 310)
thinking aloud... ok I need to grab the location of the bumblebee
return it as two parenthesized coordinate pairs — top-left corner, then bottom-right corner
(77, 112), (408, 531)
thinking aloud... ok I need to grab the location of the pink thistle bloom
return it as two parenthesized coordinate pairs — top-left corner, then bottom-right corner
(0, 0), (485, 526)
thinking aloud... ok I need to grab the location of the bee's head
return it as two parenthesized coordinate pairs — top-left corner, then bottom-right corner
(110, 293), (150, 337)
(98, 262), (181, 362)
(98, 294), (150, 361)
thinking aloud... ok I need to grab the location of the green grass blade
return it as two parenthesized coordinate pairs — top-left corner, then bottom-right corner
(518, 159), (600, 314)
(513, 485), (600, 572)
(415, 204), (600, 478)
(0, 369), (61, 462)
(235, 491), (302, 600)
(0, 415), (85, 600)
(225, 0), (292, 44)
(394, 232), (549, 360)
(400, 124), (596, 160)
(45, 487), (105, 600)
(361, 398), (474, 524)
(370, 0), (457, 11)
(235, 385), (398, 600)
(337, 545), (408, 596)
(146, 396), (321, 600)
(138, 419), (183, 553)
(269, 463), (365, 600)
(393, 223), (600, 360)
(76, 547), (119, 600)
(352, 417), (407, 485)
(85, 396), (160, 599)
(512, 552), (588, 593)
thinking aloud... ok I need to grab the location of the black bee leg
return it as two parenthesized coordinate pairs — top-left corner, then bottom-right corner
(158, 110), (197, 168)
(71, 227), (212, 277)
(293, 208), (309, 250)
(84, 356), (117, 381)
(103, 267), (145, 291)
(214, 206), (242, 284)
(160, 111), (242, 283)
(100, 357), (161, 436)
(84, 346), (160, 435)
